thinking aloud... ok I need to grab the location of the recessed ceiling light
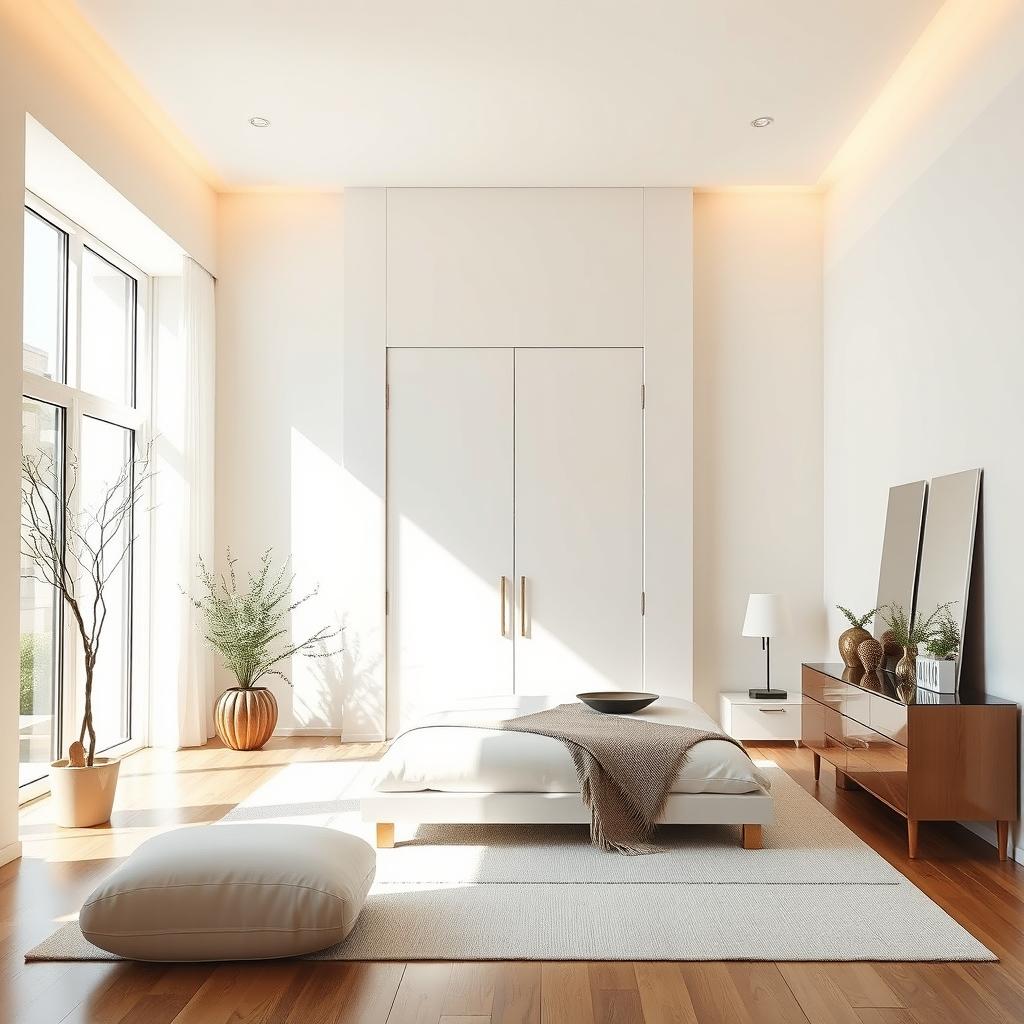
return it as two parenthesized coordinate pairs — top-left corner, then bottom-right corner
(248, 116), (271, 128)
(750, 116), (774, 128)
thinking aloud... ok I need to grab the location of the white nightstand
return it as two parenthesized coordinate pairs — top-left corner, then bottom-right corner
(719, 691), (802, 744)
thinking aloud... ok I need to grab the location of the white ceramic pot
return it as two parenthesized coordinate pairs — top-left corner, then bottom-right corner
(915, 656), (957, 694)
(49, 756), (120, 827)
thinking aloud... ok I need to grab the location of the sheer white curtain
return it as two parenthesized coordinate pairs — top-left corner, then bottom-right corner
(150, 257), (216, 748)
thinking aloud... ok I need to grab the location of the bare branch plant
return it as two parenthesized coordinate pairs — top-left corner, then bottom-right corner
(21, 443), (152, 768)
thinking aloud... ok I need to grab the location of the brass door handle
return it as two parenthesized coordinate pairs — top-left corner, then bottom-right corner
(520, 575), (527, 637)
(500, 576), (508, 637)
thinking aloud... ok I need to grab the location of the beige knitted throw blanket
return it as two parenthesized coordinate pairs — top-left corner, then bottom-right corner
(407, 702), (747, 855)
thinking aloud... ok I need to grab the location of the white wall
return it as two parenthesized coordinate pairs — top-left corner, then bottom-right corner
(823, 1), (1024, 854)
(693, 192), (827, 714)
(0, 0), (217, 864)
(216, 188), (693, 739)
(215, 193), (369, 735)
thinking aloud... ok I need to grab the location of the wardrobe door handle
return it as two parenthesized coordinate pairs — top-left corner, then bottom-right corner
(499, 576), (508, 637)
(520, 576), (527, 637)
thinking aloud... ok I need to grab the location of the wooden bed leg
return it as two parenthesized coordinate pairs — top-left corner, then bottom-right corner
(742, 824), (763, 850)
(376, 822), (395, 849)
(997, 821), (1009, 862)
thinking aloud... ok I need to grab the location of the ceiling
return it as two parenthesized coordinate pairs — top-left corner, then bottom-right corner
(74, 0), (944, 190)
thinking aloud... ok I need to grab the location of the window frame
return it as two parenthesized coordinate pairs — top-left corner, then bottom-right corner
(20, 191), (152, 803)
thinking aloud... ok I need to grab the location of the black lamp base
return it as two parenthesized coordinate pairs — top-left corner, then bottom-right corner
(749, 688), (788, 700)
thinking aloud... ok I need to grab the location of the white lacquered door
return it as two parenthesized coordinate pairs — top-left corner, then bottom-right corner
(387, 348), (514, 735)
(513, 348), (644, 697)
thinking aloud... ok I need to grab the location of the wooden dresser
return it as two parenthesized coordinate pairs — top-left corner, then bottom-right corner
(801, 663), (1019, 860)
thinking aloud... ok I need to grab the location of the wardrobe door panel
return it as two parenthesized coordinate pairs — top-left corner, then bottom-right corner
(387, 348), (514, 736)
(514, 348), (644, 697)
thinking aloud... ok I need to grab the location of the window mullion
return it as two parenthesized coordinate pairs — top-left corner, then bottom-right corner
(67, 233), (83, 392)
(60, 395), (83, 760)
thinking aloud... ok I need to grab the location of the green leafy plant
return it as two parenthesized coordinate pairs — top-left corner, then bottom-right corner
(880, 602), (955, 649)
(188, 549), (342, 688)
(925, 606), (961, 661)
(836, 605), (879, 630)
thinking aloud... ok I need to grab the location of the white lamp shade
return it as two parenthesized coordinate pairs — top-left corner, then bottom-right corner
(742, 593), (786, 638)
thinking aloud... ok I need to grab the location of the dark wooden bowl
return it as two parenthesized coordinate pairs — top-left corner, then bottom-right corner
(577, 692), (659, 714)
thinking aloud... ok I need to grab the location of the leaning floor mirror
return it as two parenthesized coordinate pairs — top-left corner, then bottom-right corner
(914, 468), (982, 689)
(874, 480), (927, 669)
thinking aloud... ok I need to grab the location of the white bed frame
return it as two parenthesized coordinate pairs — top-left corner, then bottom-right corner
(360, 789), (774, 850)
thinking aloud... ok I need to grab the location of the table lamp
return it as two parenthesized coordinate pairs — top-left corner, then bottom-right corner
(742, 593), (787, 699)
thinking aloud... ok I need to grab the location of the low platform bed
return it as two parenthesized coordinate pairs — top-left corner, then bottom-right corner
(360, 695), (774, 851)
(363, 790), (772, 850)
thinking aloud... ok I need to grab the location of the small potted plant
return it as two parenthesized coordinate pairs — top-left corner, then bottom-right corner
(188, 549), (342, 750)
(879, 602), (953, 686)
(21, 444), (151, 827)
(835, 605), (878, 668)
(917, 607), (960, 693)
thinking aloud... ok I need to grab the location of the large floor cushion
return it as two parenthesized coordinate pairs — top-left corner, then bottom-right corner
(80, 823), (375, 961)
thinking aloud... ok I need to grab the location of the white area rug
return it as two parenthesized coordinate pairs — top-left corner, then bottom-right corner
(26, 759), (995, 962)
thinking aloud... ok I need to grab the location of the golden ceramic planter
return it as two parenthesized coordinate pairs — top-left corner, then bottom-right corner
(838, 626), (871, 668)
(215, 687), (278, 751)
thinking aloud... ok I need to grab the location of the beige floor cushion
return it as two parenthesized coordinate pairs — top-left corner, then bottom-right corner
(79, 823), (376, 961)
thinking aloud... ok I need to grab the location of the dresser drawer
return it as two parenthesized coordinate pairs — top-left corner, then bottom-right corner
(801, 697), (848, 771)
(802, 669), (846, 711)
(845, 721), (909, 813)
(725, 702), (801, 741)
(868, 696), (908, 744)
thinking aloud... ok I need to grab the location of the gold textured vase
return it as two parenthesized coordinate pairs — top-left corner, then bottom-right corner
(838, 626), (871, 668)
(857, 637), (883, 673)
(880, 629), (902, 661)
(215, 687), (278, 751)
(895, 646), (918, 687)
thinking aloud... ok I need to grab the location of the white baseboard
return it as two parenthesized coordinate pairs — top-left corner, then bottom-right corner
(0, 840), (23, 868)
(962, 820), (1019, 863)
(272, 728), (385, 743)
(273, 727), (343, 737)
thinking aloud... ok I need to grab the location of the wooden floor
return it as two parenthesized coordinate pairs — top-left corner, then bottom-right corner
(4, 738), (1023, 1023)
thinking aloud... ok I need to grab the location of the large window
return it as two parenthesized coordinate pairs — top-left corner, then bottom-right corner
(19, 194), (149, 797)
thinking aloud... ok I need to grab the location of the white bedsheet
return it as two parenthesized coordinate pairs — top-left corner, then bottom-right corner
(374, 695), (770, 795)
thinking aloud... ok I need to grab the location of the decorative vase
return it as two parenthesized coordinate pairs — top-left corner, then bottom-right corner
(880, 629), (902, 662)
(215, 687), (278, 751)
(857, 637), (883, 673)
(49, 756), (120, 827)
(895, 646), (918, 687)
(838, 626), (871, 667)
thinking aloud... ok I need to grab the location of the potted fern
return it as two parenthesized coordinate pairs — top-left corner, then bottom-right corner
(835, 605), (878, 668)
(188, 550), (342, 750)
(879, 602), (954, 686)
(917, 607), (960, 693)
(21, 444), (151, 827)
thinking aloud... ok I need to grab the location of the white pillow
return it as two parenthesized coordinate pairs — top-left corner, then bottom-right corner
(80, 824), (375, 961)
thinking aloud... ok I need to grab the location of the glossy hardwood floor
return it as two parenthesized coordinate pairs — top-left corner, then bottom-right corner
(4, 738), (1023, 1023)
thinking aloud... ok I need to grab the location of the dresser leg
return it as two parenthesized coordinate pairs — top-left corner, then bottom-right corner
(907, 819), (919, 859)
(812, 752), (820, 781)
(997, 821), (1009, 862)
